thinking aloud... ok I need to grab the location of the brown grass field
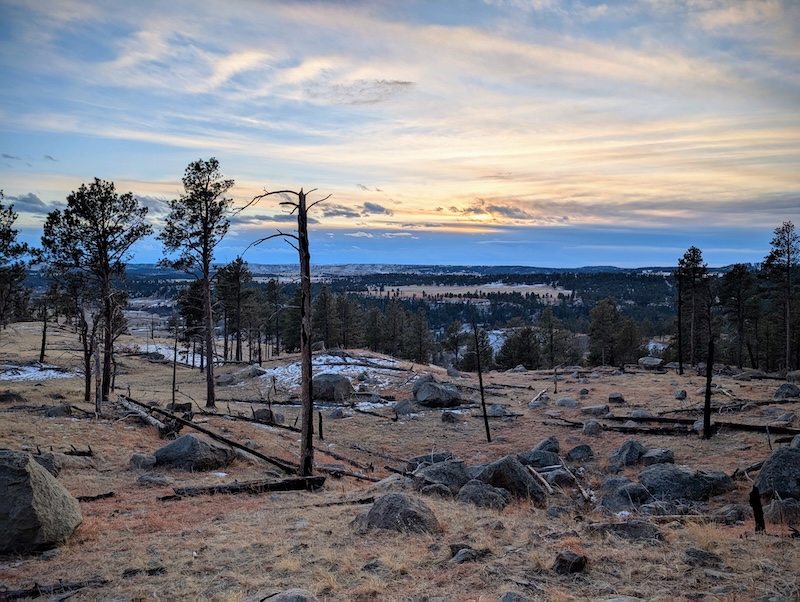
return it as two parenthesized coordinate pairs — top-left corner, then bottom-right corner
(1, 321), (798, 601)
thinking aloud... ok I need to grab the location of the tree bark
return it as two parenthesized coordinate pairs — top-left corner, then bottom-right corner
(203, 271), (216, 408)
(298, 189), (314, 476)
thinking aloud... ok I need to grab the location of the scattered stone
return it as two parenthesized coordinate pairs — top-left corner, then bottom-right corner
(327, 408), (345, 419)
(486, 404), (508, 417)
(638, 464), (735, 501)
(546, 469), (575, 487)
(675, 389), (688, 400)
(509, 364), (528, 373)
(215, 373), (236, 386)
(630, 409), (653, 420)
(533, 436), (560, 453)
(552, 549), (588, 574)
(585, 520), (663, 541)
(474, 455), (546, 506)
(547, 505), (569, 519)
(45, 404), (72, 418)
(393, 399), (415, 415)
(312, 373), (354, 402)
(414, 460), (471, 495)
(130, 453), (157, 469)
(420, 483), (452, 498)
(608, 392), (625, 404)
(253, 408), (285, 424)
(600, 482), (653, 512)
(528, 398), (548, 410)
(609, 439), (648, 466)
(451, 546), (480, 563)
(774, 383), (800, 400)
(579, 388), (590, 396)
(498, 593), (534, 602)
(641, 448), (674, 466)
(153, 433), (236, 472)
(639, 500), (678, 516)
(441, 411), (460, 424)
(732, 372), (752, 381)
(555, 397), (578, 408)
(581, 404), (609, 416)
(638, 357), (663, 370)
(787, 370), (800, 383)
(685, 547), (723, 567)
(566, 444), (594, 462)
(754, 447), (800, 500)
(0, 391), (26, 404)
(583, 420), (602, 436)
(137, 473), (173, 487)
(352, 493), (441, 534)
(456, 479), (511, 509)
(246, 365), (266, 378)
(711, 504), (749, 525)
(446, 367), (461, 378)
(0, 449), (82, 553)
(516, 449), (560, 469)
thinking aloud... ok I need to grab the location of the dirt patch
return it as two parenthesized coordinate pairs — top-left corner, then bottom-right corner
(0, 322), (798, 601)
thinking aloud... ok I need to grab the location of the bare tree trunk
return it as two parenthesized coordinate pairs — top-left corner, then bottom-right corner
(676, 270), (684, 375)
(39, 304), (48, 363)
(101, 285), (113, 401)
(203, 273), (215, 408)
(473, 318), (491, 443)
(703, 336), (714, 439)
(94, 333), (102, 414)
(172, 317), (179, 408)
(298, 190), (314, 476)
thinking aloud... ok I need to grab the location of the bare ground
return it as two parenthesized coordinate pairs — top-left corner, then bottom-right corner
(1, 321), (798, 601)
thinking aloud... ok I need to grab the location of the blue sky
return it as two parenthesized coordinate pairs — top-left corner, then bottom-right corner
(1, 0), (798, 268)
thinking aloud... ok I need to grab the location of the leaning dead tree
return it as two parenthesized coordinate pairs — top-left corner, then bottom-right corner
(249, 188), (329, 476)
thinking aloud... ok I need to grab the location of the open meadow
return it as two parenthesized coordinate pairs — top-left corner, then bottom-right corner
(1, 321), (798, 602)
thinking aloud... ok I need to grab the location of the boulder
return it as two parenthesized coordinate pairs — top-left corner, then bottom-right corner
(33, 452), (62, 477)
(312, 373), (354, 402)
(474, 455), (546, 507)
(675, 389), (687, 400)
(546, 469), (575, 487)
(509, 364), (528, 373)
(641, 448), (674, 466)
(774, 383), (800, 400)
(412, 373), (436, 394)
(327, 408), (346, 419)
(582, 420), (602, 436)
(153, 433), (236, 471)
(630, 409), (653, 420)
(516, 449), (561, 469)
(552, 549), (588, 574)
(414, 382), (460, 407)
(764, 498), (800, 526)
(414, 460), (471, 494)
(609, 439), (648, 467)
(600, 481), (653, 512)
(498, 593), (534, 602)
(754, 447), (800, 500)
(787, 370), (800, 383)
(486, 404), (508, 417)
(585, 520), (663, 541)
(130, 453), (157, 469)
(566, 444), (594, 462)
(215, 373), (236, 386)
(456, 479), (511, 509)
(247, 365), (266, 378)
(253, 408), (284, 424)
(638, 357), (663, 370)
(0, 449), (82, 553)
(608, 392), (625, 404)
(638, 464), (734, 501)
(555, 397), (578, 408)
(441, 411), (460, 424)
(0, 391), (27, 404)
(352, 493), (441, 534)
(45, 404), (72, 418)
(394, 399), (415, 415)
(533, 436), (560, 453)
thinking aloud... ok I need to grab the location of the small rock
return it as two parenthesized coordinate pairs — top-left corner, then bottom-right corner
(581, 404), (609, 416)
(130, 453), (157, 469)
(533, 436), (560, 453)
(608, 392), (625, 404)
(394, 399), (415, 415)
(45, 404), (72, 418)
(641, 448), (674, 466)
(486, 404), (508, 417)
(675, 389), (688, 400)
(138, 473), (173, 487)
(327, 408), (345, 419)
(579, 388), (590, 395)
(552, 549), (587, 574)
(774, 383), (800, 400)
(630, 409), (653, 420)
(685, 547), (722, 567)
(566, 444), (594, 461)
(555, 397), (578, 408)
(583, 420), (602, 436)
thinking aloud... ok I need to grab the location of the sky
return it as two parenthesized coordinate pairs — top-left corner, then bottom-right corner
(1, 0), (798, 268)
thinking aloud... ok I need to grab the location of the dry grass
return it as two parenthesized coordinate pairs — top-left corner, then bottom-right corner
(1, 321), (799, 601)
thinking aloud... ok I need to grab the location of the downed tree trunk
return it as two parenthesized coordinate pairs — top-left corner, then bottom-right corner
(1, 577), (109, 600)
(173, 476), (325, 497)
(77, 491), (114, 502)
(119, 395), (298, 474)
(119, 397), (171, 433)
(316, 465), (381, 482)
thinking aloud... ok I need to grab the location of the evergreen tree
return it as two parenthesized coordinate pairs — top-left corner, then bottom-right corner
(718, 264), (758, 369)
(0, 191), (30, 326)
(404, 307), (433, 363)
(461, 326), (494, 372)
(496, 326), (539, 370)
(763, 221), (799, 370)
(312, 286), (340, 349)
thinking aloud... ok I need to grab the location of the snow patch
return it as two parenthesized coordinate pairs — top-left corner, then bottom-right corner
(0, 364), (78, 382)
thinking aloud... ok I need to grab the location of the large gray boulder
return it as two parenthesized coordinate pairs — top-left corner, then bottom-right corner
(638, 464), (734, 501)
(475, 455), (547, 507)
(774, 383), (800, 400)
(516, 449), (561, 469)
(609, 439), (648, 467)
(352, 493), (441, 534)
(754, 447), (800, 500)
(0, 449), (82, 553)
(414, 460), (471, 494)
(153, 433), (236, 471)
(638, 357), (663, 370)
(312, 373), (354, 402)
(414, 382), (460, 407)
(456, 479), (511, 509)
(533, 436), (560, 453)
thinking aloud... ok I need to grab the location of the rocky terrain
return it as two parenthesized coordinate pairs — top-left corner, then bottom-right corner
(1, 321), (799, 601)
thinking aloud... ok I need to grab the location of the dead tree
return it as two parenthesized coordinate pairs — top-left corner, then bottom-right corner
(249, 188), (329, 476)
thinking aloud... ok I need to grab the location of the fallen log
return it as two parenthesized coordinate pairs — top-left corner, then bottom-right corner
(173, 476), (325, 497)
(77, 491), (114, 502)
(64, 445), (93, 457)
(0, 577), (109, 600)
(119, 397), (171, 433)
(118, 395), (298, 475)
(527, 466), (554, 495)
(316, 465), (381, 482)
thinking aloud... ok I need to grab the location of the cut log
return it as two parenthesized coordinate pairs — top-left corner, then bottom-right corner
(119, 397), (169, 432)
(173, 476), (325, 497)
(77, 491), (114, 502)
